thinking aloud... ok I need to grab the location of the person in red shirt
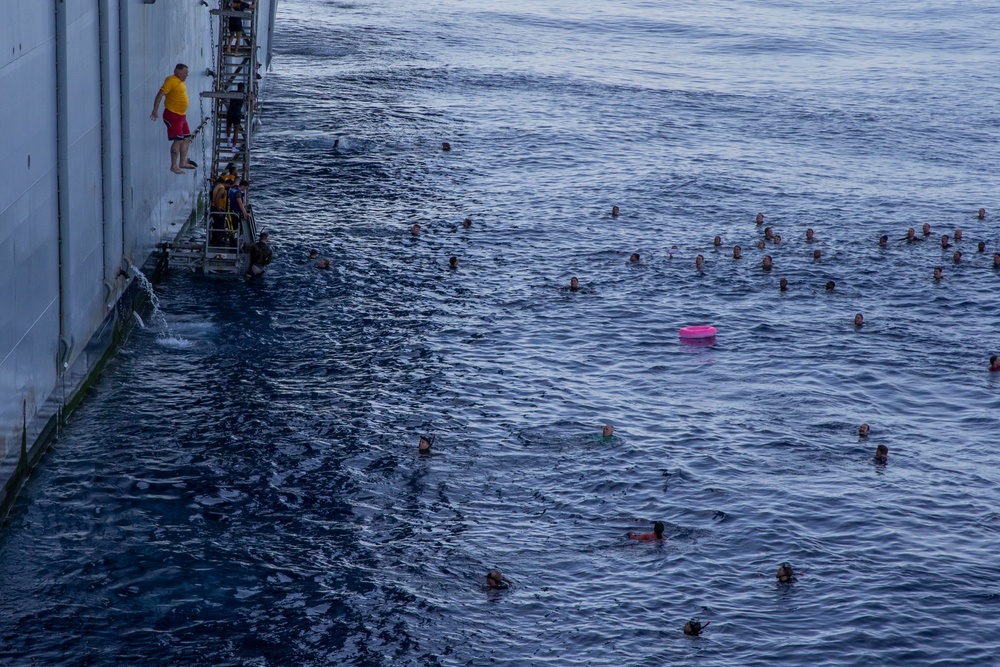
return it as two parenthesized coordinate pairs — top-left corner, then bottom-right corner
(628, 521), (664, 541)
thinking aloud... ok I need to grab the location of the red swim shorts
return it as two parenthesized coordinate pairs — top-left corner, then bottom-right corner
(163, 109), (191, 141)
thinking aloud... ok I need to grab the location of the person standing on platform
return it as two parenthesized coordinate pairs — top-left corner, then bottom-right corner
(227, 0), (257, 53)
(150, 64), (196, 174)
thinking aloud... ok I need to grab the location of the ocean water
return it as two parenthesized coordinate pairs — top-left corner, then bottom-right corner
(2, 0), (1000, 665)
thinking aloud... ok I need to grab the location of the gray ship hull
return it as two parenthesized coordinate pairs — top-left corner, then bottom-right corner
(0, 0), (277, 519)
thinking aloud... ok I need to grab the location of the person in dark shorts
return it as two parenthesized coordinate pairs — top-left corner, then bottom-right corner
(226, 83), (246, 150)
(227, 1), (256, 53)
(243, 230), (272, 280)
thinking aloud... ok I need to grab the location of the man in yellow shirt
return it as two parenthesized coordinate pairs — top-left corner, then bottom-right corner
(150, 64), (196, 174)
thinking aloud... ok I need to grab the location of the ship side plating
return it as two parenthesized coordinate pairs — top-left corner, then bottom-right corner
(0, 0), (276, 520)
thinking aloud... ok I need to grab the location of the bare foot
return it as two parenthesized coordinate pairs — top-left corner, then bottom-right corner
(171, 166), (184, 174)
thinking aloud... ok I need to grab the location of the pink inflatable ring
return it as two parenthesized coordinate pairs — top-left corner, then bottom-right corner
(679, 325), (717, 339)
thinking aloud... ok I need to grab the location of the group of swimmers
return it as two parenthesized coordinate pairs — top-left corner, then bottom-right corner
(385, 173), (987, 634)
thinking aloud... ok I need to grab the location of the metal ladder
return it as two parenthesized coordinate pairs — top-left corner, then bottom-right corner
(170, 1), (260, 275)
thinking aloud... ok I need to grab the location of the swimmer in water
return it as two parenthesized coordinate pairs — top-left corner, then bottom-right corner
(874, 444), (888, 465)
(601, 424), (614, 437)
(733, 245), (742, 259)
(776, 562), (797, 584)
(713, 235), (722, 247)
(683, 618), (710, 636)
(449, 256), (459, 269)
(978, 241), (986, 253)
(779, 278), (788, 291)
(854, 313), (864, 327)
(629, 252), (641, 263)
(441, 141), (451, 152)
(954, 228), (963, 242)
(411, 224), (421, 236)
(628, 521), (665, 541)
(668, 245), (679, 258)
(611, 206), (620, 218)
(813, 249), (822, 261)
(904, 228), (919, 243)
(773, 234), (781, 245)
(756, 239), (766, 250)
(332, 137), (339, 150)
(933, 266), (943, 281)
(762, 255), (773, 271)
(418, 435), (433, 452)
(994, 254), (1000, 268)
(569, 276), (579, 292)
(485, 570), (512, 589)
(756, 212), (765, 225)
(941, 234), (951, 249)
(859, 423), (870, 438)
(922, 223), (931, 236)
(878, 235), (888, 248)
(695, 254), (704, 269)
(990, 356), (1000, 372)
(953, 250), (962, 264)
(316, 258), (330, 270)
(979, 208), (987, 220)
(764, 227), (774, 241)
(806, 228), (815, 242)
(825, 280), (835, 291)
(308, 249), (319, 259)
(463, 217), (472, 228)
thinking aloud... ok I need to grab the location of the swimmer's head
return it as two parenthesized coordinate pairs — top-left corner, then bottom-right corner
(756, 239), (765, 250)
(906, 228), (915, 240)
(308, 249), (319, 259)
(859, 423), (870, 438)
(922, 223), (931, 235)
(683, 618), (703, 636)
(979, 208), (987, 220)
(874, 444), (888, 464)
(441, 142), (451, 152)
(854, 313), (864, 327)
(978, 241), (986, 253)
(755, 212), (764, 225)
(411, 224), (421, 236)
(933, 266), (943, 280)
(779, 278), (788, 291)
(695, 254), (704, 268)
(764, 227), (773, 240)
(773, 234), (781, 245)
(418, 435), (433, 451)
(954, 228), (963, 241)
(762, 255), (772, 271)
(486, 570), (507, 589)
(733, 245), (742, 259)
(463, 217), (472, 228)
(611, 206), (620, 217)
(316, 258), (330, 270)
(713, 235), (722, 247)
(806, 228), (814, 241)
(653, 521), (665, 538)
(570, 276), (579, 291)
(825, 280), (835, 291)
(776, 562), (795, 583)
(629, 253), (640, 263)
(449, 255), (459, 269)
(994, 254), (1000, 267)
(602, 424), (614, 437)
(941, 234), (950, 248)
(953, 250), (962, 263)
(878, 235), (888, 247)
(813, 249), (822, 261)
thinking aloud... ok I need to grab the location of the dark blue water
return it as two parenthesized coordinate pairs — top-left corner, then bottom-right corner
(3, 0), (1000, 664)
